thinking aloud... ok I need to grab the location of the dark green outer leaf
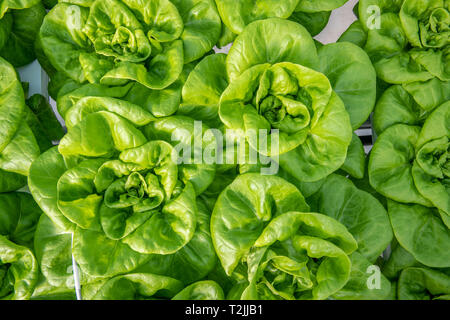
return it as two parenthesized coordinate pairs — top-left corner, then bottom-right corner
(73, 227), (151, 278)
(0, 3), (46, 67)
(308, 174), (392, 263)
(0, 192), (42, 248)
(373, 85), (428, 135)
(341, 133), (365, 179)
(382, 242), (424, 280)
(332, 252), (391, 300)
(0, 0), (41, 19)
(26, 94), (65, 142)
(289, 10), (331, 36)
(338, 20), (367, 48)
(350, 152), (387, 209)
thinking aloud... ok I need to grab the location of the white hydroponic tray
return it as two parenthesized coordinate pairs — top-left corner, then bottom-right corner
(17, 0), (364, 300)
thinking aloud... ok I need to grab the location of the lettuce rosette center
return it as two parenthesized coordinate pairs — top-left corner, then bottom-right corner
(110, 26), (149, 60)
(219, 62), (333, 156)
(400, 0), (450, 48)
(80, 141), (178, 240)
(246, 246), (317, 300)
(257, 70), (313, 134)
(243, 243), (322, 300)
(102, 171), (164, 211)
(416, 136), (449, 179)
(359, 0), (449, 84)
(0, 57), (40, 192)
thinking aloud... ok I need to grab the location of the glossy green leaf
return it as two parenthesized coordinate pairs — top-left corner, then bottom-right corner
(39, 0), (219, 89)
(332, 252), (391, 300)
(215, 0), (299, 34)
(318, 42), (377, 130)
(341, 134), (365, 179)
(373, 85), (429, 135)
(398, 267), (450, 300)
(289, 10), (331, 36)
(24, 94), (65, 151)
(30, 275), (77, 300)
(226, 18), (318, 82)
(296, 0), (348, 13)
(0, 0), (41, 19)
(278, 91), (352, 182)
(0, 57), (25, 152)
(243, 211), (356, 300)
(33, 215), (75, 288)
(0, 3), (45, 67)
(171, 0), (221, 63)
(382, 242), (424, 280)
(179, 53), (228, 127)
(172, 280), (224, 300)
(388, 200), (450, 268)
(338, 20), (367, 47)
(400, 0), (450, 49)
(220, 61), (352, 182)
(0, 192), (42, 248)
(369, 124), (433, 206)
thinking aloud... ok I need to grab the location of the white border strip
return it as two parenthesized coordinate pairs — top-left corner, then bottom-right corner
(71, 233), (82, 300)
